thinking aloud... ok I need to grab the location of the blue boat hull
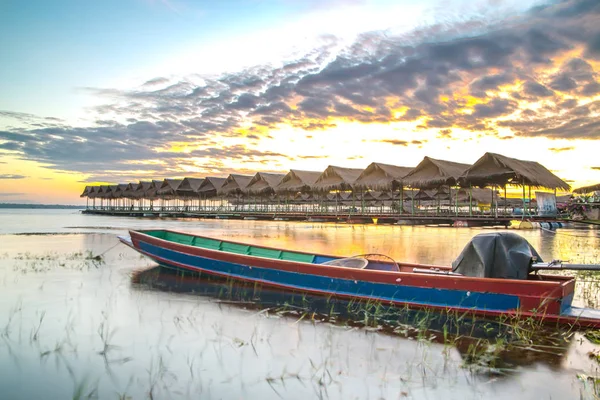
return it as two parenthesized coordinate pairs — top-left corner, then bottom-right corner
(136, 239), (521, 312)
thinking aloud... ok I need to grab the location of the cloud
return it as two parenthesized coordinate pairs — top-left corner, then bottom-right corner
(1, 0), (600, 179)
(586, 33), (600, 59)
(522, 81), (554, 97)
(469, 73), (515, 97)
(379, 139), (409, 146)
(473, 98), (518, 119)
(0, 174), (27, 179)
(548, 146), (575, 152)
(297, 155), (328, 159)
(378, 139), (425, 146)
(0, 192), (25, 196)
(142, 77), (170, 86)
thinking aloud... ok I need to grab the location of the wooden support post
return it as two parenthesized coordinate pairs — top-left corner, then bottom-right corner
(469, 184), (473, 217)
(400, 186), (404, 215)
(528, 186), (532, 217)
(494, 185), (497, 219)
(522, 181), (526, 221)
(504, 185), (507, 216)
(454, 186), (458, 216)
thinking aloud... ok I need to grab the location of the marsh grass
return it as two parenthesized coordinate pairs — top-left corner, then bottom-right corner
(72, 375), (99, 400)
(9, 250), (105, 274)
(132, 266), (594, 382)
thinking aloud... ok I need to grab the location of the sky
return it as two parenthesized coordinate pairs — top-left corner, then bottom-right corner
(1, 0), (600, 204)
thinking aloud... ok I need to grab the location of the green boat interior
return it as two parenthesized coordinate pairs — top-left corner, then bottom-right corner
(141, 230), (400, 271)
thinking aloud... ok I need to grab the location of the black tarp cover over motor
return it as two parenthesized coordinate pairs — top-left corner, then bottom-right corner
(451, 232), (543, 279)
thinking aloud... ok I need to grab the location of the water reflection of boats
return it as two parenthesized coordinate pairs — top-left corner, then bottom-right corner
(120, 229), (600, 328)
(132, 266), (570, 372)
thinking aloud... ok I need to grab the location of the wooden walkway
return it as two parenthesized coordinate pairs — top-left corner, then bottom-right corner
(81, 208), (565, 227)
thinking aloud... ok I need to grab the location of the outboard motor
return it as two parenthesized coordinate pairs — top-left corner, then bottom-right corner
(452, 232), (542, 279)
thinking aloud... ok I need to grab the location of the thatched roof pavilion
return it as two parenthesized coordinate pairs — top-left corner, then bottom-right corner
(86, 186), (99, 199)
(459, 152), (570, 190)
(353, 162), (413, 190)
(312, 166), (363, 191)
(104, 185), (115, 198)
(276, 170), (321, 193)
(414, 190), (435, 201)
(361, 191), (381, 202)
(143, 180), (166, 200)
(122, 183), (138, 199)
(218, 174), (252, 195)
(177, 178), (204, 197)
(111, 184), (128, 199)
(106, 185), (119, 199)
(94, 185), (109, 199)
(89, 186), (100, 198)
(156, 179), (184, 198)
(573, 183), (600, 194)
(433, 187), (452, 201)
(293, 192), (315, 203)
(80, 186), (92, 198)
(245, 172), (286, 195)
(132, 181), (153, 199)
(402, 157), (470, 189)
(198, 177), (227, 198)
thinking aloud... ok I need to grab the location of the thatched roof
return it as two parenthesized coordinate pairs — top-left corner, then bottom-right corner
(433, 187), (452, 201)
(399, 189), (418, 200)
(107, 185), (119, 199)
(377, 191), (393, 200)
(101, 185), (114, 198)
(89, 186), (99, 198)
(108, 184), (128, 199)
(156, 179), (184, 197)
(132, 181), (153, 199)
(573, 183), (600, 194)
(122, 183), (138, 199)
(361, 191), (381, 201)
(198, 177), (227, 197)
(80, 186), (92, 198)
(293, 192), (315, 202)
(403, 157), (470, 189)
(94, 185), (108, 198)
(353, 162), (413, 190)
(177, 178), (204, 197)
(414, 190), (435, 201)
(218, 174), (253, 195)
(459, 152), (570, 190)
(276, 170), (321, 193)
(86, 186), (99, 198)
(245, 172), (286, 194)
(313, 166), (363, 191)
(143, 180), (166, 200)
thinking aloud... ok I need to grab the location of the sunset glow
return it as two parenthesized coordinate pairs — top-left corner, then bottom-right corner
(1, 0), (600, 204)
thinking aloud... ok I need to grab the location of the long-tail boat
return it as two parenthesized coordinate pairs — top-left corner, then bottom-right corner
(119, 230), (600, 328)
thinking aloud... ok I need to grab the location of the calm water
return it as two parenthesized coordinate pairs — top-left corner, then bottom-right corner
(1, 209), (600, 399)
